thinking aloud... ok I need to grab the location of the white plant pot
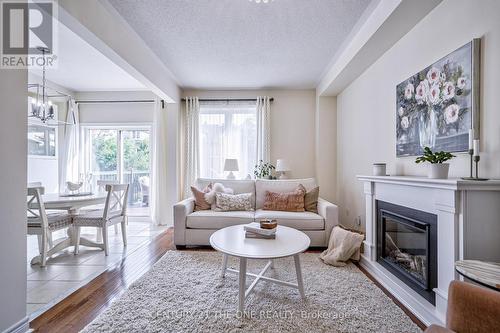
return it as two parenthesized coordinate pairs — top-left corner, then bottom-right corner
(428, 163), (450, 179)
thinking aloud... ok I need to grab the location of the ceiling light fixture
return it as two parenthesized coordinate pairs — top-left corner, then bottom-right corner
(30, 46), (55, 123)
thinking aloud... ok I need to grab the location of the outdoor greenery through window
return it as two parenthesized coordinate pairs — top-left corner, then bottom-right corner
(85, 128), (151, 213)
(199, 101), (257, 179)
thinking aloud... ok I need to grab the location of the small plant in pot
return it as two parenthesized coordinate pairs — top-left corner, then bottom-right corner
(415, 147), (455, 179)
(254, 160), (276, 179)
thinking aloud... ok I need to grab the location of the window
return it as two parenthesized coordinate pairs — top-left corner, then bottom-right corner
(199, 102), (257, 179)
(28, 124), (56, 157)
(83, 126), (151, 216)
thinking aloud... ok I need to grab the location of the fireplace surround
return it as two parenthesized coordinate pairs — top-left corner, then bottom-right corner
(357, 175), (500, 326)
(376, 200), (437, 305)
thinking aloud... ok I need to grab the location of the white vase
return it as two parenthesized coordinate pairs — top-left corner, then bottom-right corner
(428, 163), (450, 179)
(419, 107), (437, 149)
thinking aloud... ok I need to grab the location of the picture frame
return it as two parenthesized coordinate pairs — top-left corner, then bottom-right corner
(396, 39), (480, 157)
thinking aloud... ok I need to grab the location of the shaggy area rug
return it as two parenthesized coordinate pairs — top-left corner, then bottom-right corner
(83, 251), (421, 333)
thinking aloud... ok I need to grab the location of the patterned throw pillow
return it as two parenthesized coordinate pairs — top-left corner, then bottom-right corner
(304, 186), (320, 213)
(190, 183), (212, 211)
(263, 184), (306, 212)
(214, 192), (254, 212)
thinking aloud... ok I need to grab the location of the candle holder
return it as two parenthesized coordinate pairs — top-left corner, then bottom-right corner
(473, 156), (489, 181)
(462, 153), (489, 181)
(461, 149), (475, 180)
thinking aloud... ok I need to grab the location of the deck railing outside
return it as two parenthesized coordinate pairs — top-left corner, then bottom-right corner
(92, 170), (150, 208)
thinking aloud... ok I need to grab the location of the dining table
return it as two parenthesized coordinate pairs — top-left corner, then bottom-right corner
(29, 192), (108, 265)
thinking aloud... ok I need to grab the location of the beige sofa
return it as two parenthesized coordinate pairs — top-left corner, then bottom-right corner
(173, 178), (338, 248)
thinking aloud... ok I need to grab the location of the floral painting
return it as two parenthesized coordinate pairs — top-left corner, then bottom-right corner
(396, 41), (478, 157)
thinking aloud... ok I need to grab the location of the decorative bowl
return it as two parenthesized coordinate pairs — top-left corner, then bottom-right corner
(260, 219), (277, 229)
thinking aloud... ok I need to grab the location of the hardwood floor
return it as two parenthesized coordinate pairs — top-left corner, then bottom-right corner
(30, 228), (175, 332)
(30, 227), (426, 332)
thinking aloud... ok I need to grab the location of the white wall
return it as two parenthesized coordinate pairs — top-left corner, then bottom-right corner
(335, 0), (500, 229)
(182, 89), (317, 180)
(77, 91), (156, 124)
(0, 70), (28, 331)
(315, 96), (337, 202)
(28, 157), (59, 193)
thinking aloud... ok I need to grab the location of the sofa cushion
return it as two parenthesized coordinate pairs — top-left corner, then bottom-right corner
(187, 210), (254, 229)
(190, 183), (212, 211)
(304, 186), (319, 213)
(197, 178), (255, 206)
(255, 209), (324, 230)
(263, 184), (306, 212)
(196, 179), (255, 195)
(255, 178), (317, 209)
(215, 192), (254, 211)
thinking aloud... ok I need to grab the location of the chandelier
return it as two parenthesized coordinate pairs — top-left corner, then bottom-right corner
(30, 46), (55, 123)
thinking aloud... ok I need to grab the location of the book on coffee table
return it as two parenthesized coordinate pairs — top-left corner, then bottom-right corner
(243, 222), (276, 236)
(245, 231), (276, 239)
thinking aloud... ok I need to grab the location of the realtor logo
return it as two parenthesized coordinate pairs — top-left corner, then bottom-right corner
(1, 0), (57, 68)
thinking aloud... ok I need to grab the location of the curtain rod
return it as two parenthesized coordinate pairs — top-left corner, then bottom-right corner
(181, 98), (274, 102)
(75, 100), (156, 104)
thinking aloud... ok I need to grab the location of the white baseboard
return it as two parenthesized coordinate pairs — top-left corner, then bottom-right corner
(3, 316), (30, 333)
(360, 256), (444, 327)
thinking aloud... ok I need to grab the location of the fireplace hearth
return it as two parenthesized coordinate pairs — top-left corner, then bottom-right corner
(376, 201), (437, 305)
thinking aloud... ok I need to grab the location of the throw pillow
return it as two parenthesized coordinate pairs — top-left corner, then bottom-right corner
(263, 184), (306, 212)
(204, 183), (234, 204)
(190, 183), (212, 211)
(214, 192), (254, 212)
(304, 186), (319, 213)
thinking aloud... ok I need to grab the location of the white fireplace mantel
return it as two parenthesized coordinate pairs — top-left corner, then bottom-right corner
(357, 175), (500, 326)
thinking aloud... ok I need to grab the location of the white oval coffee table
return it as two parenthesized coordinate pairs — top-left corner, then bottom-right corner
(210, 225), (311, 312)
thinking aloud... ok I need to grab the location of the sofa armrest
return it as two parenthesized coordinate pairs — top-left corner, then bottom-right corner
(173, 198), (195, 245)
(317, 198), (339, 242)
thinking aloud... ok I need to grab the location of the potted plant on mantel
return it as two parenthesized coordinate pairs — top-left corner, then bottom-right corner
(415, 147), (456, 179)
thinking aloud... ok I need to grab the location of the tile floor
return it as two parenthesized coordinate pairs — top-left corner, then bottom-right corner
(26, 216), (168, 319)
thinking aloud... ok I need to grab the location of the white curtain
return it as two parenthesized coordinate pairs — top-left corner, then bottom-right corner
(256, 96), (271, 163)
(199, 100), (257, 179)
(183, 97), (200, 198)
(59, 98), (80, 193)
(151, 98), (169, 226)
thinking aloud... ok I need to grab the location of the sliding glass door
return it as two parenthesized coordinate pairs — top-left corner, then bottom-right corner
(84, 126), (151, 216)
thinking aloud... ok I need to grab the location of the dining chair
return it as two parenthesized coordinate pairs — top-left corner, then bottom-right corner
(27, 186), (73, 266)
(97, 180), (121, 234)
(73, 184), (129, 255)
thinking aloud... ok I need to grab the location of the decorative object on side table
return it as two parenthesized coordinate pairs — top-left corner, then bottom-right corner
(415, 147), (455, 179)
(254, 160), (276, 179)
(455, 260), (500, 291)
(223, 158), (239, 179)
(372, 163), (387, 176)
(461, 129), (489, 181)
(396, 39), (480, 157)
(275, 159), (291, 179)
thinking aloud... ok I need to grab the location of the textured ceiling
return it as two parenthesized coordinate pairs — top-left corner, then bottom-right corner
(108, 0), (371, 89)
(30, 22), (146, 91)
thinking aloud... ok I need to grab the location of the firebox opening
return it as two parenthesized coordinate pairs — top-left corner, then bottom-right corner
(376, 201), (437, 305)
